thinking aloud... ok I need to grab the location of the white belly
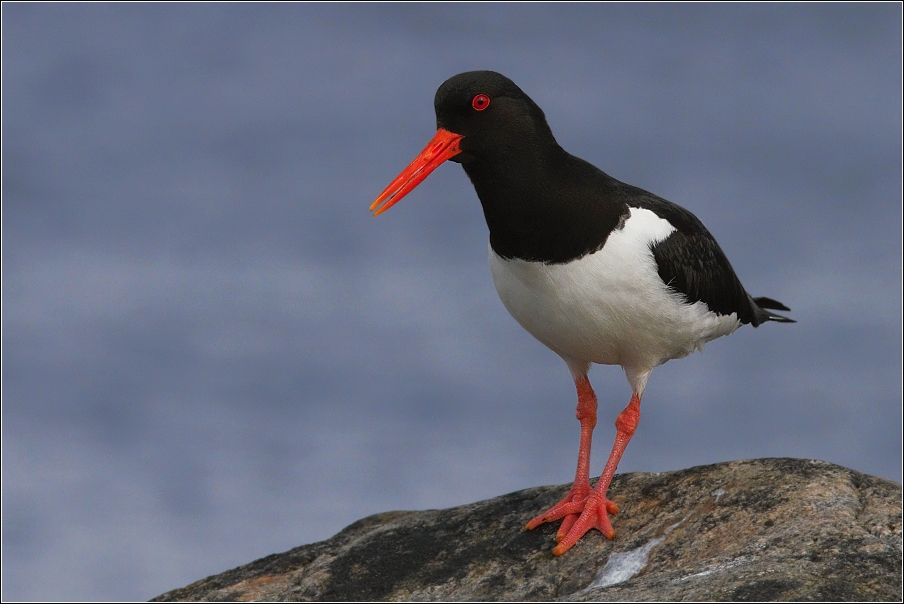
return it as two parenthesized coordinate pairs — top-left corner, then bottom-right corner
(488, 207), (741, 372)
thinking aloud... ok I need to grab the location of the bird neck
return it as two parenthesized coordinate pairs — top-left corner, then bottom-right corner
(461, 147), (625, 264)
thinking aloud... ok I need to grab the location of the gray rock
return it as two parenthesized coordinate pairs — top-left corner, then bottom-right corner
(152, 458), (902, 602)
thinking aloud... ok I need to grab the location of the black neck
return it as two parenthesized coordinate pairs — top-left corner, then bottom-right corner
(462, 148), (627, 264)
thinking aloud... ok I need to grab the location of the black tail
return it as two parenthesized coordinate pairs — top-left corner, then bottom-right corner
(752, 296), (795, 324)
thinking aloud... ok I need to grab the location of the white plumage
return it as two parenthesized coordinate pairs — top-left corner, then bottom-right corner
(489, 207), (742, 394)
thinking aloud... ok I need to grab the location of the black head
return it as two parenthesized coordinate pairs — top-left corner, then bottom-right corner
(433, 71), (559, 164)
(370, 71), (572, 220)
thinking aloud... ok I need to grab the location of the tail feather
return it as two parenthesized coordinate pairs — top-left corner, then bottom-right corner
(752, 296), (795, 324)
(753, 296), (791, 312)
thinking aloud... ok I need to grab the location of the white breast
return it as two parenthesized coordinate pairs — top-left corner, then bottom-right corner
(488, 207), (741, 374)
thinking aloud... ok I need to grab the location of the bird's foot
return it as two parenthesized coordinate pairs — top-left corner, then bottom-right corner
(551, 491), (618, 555)
(526, 483), (619, 554)
(525, 481), (591, 533)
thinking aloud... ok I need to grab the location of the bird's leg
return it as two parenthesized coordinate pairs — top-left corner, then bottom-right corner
(553, 391), (641, 555)
(526, 375), (601, 539)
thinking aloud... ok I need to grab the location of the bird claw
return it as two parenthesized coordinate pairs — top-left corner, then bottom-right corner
(527, 484), (619, 554)
(552, 492), (617, 555)
(525, 482), (591, 530)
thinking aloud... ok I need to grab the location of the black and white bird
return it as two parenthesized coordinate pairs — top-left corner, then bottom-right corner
(371, 71), (793, 555)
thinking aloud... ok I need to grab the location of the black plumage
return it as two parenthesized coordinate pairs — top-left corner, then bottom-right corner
(436, 70), (792, 326)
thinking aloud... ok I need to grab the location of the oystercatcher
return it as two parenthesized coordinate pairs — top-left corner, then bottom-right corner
(370, 71), (793, 555)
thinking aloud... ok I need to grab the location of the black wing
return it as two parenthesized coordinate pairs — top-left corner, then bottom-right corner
(618, 187), (792, 326)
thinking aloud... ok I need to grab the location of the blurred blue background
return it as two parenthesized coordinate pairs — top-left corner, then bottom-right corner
(3, 4), (901, 601)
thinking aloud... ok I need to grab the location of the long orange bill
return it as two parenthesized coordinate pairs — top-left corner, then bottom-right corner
(370, 128), (464, 216)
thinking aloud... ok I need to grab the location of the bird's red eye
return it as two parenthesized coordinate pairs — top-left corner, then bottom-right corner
(472, 94), (491, 111)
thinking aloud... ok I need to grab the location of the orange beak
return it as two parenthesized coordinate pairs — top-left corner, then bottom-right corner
(370, 129), (464, 216)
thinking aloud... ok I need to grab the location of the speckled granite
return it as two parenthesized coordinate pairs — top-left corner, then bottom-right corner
(152, 458), (902, 602)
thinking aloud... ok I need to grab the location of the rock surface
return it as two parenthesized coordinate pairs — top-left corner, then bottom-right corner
(153, 458), (901, 602)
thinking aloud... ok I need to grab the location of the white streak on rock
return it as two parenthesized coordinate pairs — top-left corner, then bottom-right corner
(678, 557), (752, 582)
(586, 513), (691, 589)
(586, 535), (666, 588)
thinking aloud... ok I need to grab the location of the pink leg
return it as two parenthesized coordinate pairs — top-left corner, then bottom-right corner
(552, 391), (641, 555)
(526, 376), (609, 538)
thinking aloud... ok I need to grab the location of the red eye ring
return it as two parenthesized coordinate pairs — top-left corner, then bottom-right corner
(472, 94), (491, 111)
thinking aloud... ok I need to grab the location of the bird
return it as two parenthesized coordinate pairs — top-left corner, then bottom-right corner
(370, 70), (794, 556)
